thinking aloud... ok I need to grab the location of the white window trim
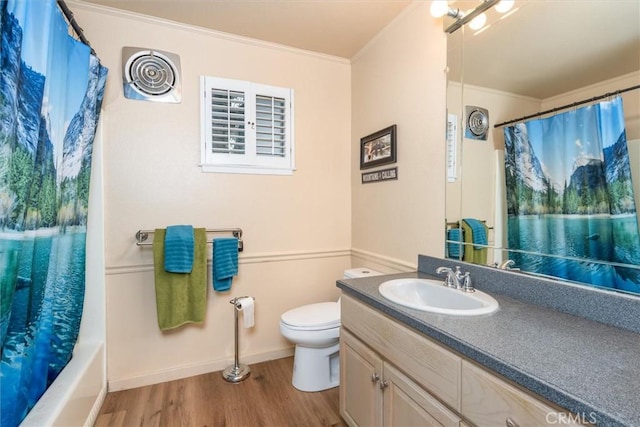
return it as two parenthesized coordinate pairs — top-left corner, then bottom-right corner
(200, 76), (295, 175)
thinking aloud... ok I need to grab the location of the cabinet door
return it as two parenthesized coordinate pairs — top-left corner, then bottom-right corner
(340, 329), (384, 427)
(383, 363), (461, 427)
(342, 294), (461, 410)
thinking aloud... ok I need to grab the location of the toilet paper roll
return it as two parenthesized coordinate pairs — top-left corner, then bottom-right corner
(237, 297), (254, 328)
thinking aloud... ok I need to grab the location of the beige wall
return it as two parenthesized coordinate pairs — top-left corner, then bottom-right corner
(73, 0), (453, 391)
(72, 3), (354, 389)
(351, 2), (447, 269)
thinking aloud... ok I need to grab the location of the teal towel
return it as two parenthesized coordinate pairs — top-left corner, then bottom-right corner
(462, 218), (488, 247)
(164, 225), (194, 273)
(213, 237), (238, 292)
(447, 228), (462, 259)
(154, 228), (207, 330)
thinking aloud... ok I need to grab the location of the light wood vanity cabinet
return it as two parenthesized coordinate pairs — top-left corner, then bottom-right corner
(340, 295), (462, 427)
(340, 295), (584, 427)
(461, 361), (582, 426)
(341, 329), (461, 427)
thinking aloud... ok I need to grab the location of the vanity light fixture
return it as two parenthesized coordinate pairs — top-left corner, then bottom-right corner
(430, 0), (464, 21)
(431, 0), (514, 33)
(468, 12), (487, 30)
(495, 0), (514, 13)
(430, 0), (454, 19)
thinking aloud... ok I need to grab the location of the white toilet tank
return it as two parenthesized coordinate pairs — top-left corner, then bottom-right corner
(338, 268), (383, 304)
(343, 267), (382, 279)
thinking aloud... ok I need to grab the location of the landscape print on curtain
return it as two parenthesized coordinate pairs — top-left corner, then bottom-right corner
(0, 1), (107, 425)
(503, 97), (640, 294)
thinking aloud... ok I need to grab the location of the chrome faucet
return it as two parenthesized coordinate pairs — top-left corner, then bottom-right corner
(499, 260), (517, 270)
(436, 266), (463, 289)
(436, 266), (475, 292)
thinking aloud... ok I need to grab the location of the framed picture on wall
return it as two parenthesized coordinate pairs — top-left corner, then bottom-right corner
(360, 125), (397, 169)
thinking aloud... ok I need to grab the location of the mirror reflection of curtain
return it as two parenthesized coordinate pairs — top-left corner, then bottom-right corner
(503, 97), (640, 293)
(0, 1), (108, 425)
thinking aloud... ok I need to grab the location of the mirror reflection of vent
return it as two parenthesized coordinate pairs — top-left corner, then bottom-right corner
(465, 105), (489, 140)
(122, 47), (182, 103)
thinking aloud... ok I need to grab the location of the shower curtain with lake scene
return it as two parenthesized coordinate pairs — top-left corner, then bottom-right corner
(0, 1), (107, 425)
(503, 97), (640, 294)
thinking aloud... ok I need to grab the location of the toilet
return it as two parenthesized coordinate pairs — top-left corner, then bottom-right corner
(280, 267), (382, 392)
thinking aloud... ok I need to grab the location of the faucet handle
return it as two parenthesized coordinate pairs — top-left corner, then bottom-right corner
(461, 272), (475, 293)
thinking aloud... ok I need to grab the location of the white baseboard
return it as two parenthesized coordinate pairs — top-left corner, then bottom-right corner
(108, 347), (295, 391)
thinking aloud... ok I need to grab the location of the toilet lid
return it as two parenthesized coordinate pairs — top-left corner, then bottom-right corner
(281, 302), (340, 329)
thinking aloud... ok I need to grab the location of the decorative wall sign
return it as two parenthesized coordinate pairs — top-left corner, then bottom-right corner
(361, 167), (398, 184)
(360, 125), (397, 169)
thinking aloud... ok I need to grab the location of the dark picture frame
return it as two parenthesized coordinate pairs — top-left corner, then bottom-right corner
(360, 125), (397, 170)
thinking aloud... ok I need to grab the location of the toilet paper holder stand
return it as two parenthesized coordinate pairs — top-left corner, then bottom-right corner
(222, 296), (254, 383)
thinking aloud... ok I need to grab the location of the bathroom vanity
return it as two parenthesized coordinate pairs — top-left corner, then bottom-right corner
(337, 256), (640, 427)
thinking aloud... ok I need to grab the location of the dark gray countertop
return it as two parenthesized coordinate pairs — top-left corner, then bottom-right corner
(337, 271), (640, 427)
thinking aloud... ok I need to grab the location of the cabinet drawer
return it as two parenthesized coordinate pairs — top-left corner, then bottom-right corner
(342, 295), (462, 410)
(461, 361), (584, 426)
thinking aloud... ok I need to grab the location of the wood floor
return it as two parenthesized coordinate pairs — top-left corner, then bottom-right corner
(95, 357), (347, 427)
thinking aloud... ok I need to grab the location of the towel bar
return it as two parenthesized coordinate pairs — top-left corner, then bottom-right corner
(445, 220), (494, 230)
(135, 228), (244, 251)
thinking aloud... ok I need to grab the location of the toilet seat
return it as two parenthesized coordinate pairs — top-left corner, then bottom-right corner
(280, 302), (340, 331)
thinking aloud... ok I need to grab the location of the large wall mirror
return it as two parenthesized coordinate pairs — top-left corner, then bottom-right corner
(444, 0), (640, 296)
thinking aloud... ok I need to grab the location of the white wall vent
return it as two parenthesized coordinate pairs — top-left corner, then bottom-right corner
(122, 47), (182, 103)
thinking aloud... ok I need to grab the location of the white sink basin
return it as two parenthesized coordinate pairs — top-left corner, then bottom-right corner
(378, 278), (499, 316)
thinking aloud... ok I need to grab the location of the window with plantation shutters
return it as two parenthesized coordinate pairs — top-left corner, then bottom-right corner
(200, 76), (294, 175)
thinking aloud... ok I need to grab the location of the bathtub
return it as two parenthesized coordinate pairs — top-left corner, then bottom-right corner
(20, 342), (106, 427)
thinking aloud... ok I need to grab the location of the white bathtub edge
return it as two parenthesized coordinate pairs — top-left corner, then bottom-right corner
(20, 341), (105, 427)
(84, 384), (107, 427)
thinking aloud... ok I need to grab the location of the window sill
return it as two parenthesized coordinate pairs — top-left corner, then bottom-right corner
(200, 164), (294, 175)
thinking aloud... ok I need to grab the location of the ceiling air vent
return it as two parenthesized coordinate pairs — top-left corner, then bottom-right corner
(122, 47), (182, 103)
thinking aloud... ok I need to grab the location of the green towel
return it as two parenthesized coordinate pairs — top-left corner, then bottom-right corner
(461, 221), (488, 265)
(153, 228), (207, 330)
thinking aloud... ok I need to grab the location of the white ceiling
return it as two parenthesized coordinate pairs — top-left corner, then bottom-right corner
(79, 0), (412, 58)
(448, 0), (640, 99)
(79, 0), (640, 99)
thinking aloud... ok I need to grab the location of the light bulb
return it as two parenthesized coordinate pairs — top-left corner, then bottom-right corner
(430, 0), (450, 18)
(495, 0), (514, 13)
(469, 12), (487, 30)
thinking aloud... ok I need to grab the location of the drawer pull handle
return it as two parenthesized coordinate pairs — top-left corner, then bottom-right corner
(505, 417), (520, 427)
(379, 380), (389, 390)
(371, 373), (380, 383)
